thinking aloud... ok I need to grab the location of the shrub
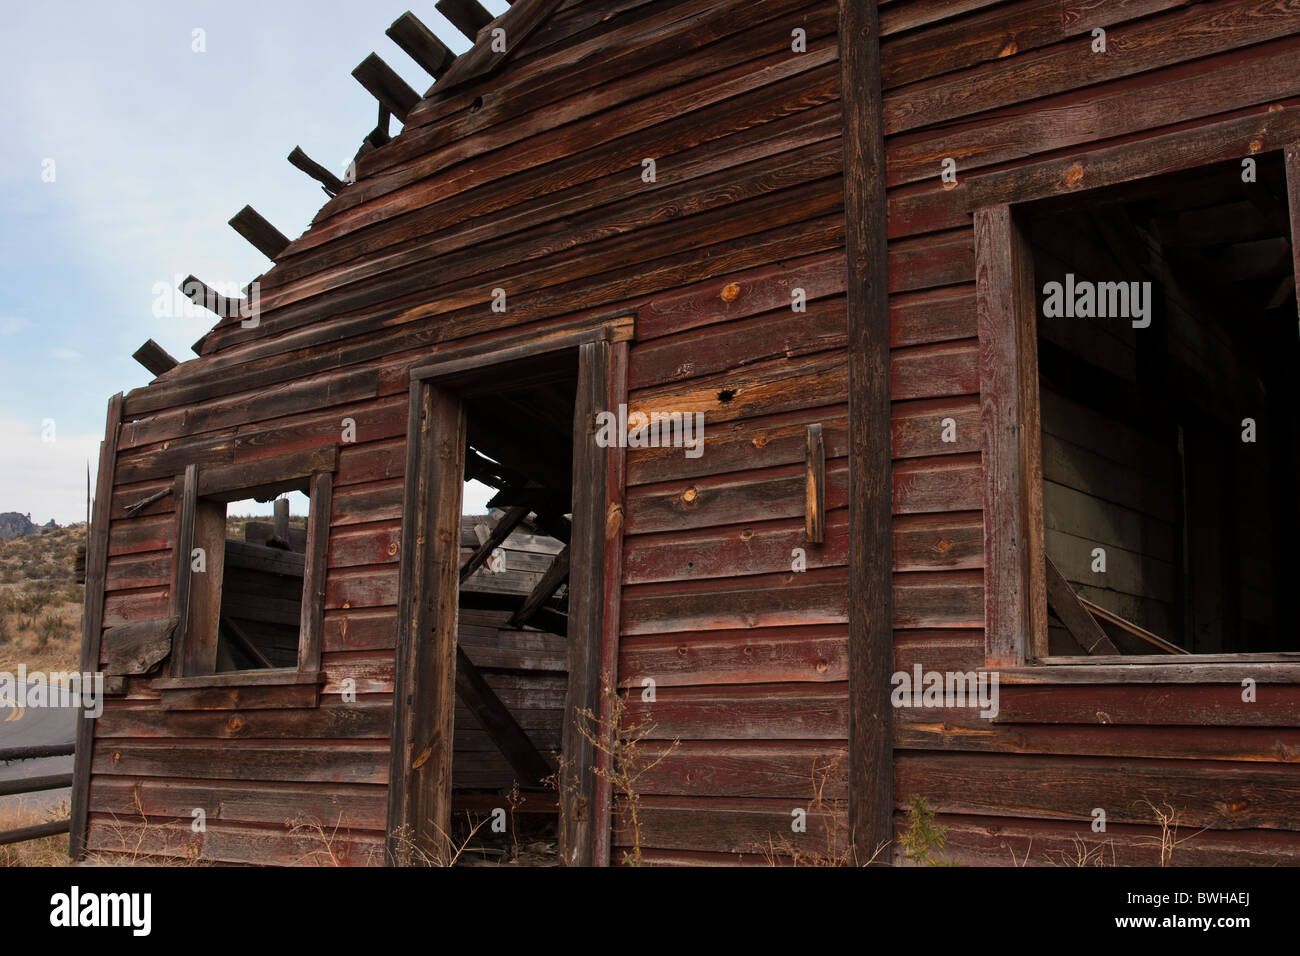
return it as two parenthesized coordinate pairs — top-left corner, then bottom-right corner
(34, 615), (64, 651)
(900, 795), (951, 866)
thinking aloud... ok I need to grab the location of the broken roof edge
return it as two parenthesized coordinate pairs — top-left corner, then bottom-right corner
(184, 0), (564, 363)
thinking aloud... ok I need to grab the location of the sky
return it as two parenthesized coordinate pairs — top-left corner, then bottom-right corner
(0, 0), (507, 523)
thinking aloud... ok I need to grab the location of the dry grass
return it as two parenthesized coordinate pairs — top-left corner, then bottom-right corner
(758, 756), (849, 866)
(573, 675), (681, 867)
(79, 790), (206, 866)
(0, 523), (85, 675)
(1044, 834), (1118, 867)
(0, 798), (72, 867)
(1136, 799), (1206, 866)
(381, 816), (491, 867)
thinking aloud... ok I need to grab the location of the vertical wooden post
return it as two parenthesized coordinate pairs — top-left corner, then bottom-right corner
(975, 204), (1045, 667)
(69, 392), (123, 859)
(387, 382), (466, 863)
(185, 499), (226, 674)
(561, 339), (613, 867)
(592, 339), (628, 866)
(297, 473), (332, 676)
(1285, 141), (1300, 323)
(168, 466), (198, 678)
(273, 497), (290, 543)
(840, 0), (893, 864)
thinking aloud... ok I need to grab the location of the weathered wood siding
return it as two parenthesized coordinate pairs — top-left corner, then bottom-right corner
(879, 0), (1300, 865)
(88, 0), (851, 864)
(85, 0), (1300, 865)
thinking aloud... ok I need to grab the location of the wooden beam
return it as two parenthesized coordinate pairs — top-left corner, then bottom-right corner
(507, 545), (570, 628)
(287, 146), (345, 196)
(168, 466), (198, 680)
(560, 338), (616, 867)
(298, 471), (331, 676)
(223, 540), (304, 577)
(435, 0), (494, 41)
(184, 498), (227, 674)
(592, 338), (629, 867)
(387, 384), (465, 863)
(966, 108), (1300, 211)
(976, 204), (1046, 667)
(219, 617), (273, 669)
(179, 275), (244, 319)
(804, 423), (825, 544)
(454, 644), (552, 787)
(1045, 557), (1119, 656)
(1079, 597), (1188, 655)
(386, 11), (456, 79)
(841, 0), (893, 866)
(228, 205), (290, 261)
(352, 53), (420, 122)
(366, 107), (393, 148)
(69, 393), (123, 859)
(460, 504), (532, 583)
(1285, 141), (1300, 324)
(529, 511), (572, 546)
(194, 446), (337, 500)
(273, 497), (290, 542)
(131, 339), (178, 378)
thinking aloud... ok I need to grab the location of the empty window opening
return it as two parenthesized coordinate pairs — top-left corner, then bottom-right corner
(185, 483), (312, 674)
(1026, 153), (1298, 655)
(212, 492), (310, 670)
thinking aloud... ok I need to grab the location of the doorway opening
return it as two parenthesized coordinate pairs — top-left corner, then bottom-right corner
(387, 326), (627, 867)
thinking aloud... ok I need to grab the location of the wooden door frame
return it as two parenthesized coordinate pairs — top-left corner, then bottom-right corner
(385, 321), (630, 866)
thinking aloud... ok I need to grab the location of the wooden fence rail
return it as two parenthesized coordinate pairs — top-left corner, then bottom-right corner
(0, 740), (74, 846)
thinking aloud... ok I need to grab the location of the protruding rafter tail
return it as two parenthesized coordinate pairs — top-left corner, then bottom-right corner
(131, 338), (179, 378)
(352, 52), (419, 122)
(387, 11), (456, 79)
(180, 274), (245, 319)
(228, 205), (290, 261)
(435, 0), (494, 42)
(287, 146), (346, 197)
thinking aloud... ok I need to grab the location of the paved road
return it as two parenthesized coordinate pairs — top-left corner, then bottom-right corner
(0, 682), (78, 813)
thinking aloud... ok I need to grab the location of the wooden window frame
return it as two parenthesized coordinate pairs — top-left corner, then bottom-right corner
(386, 320), (630, 867)
(971, 116), (1300, 684)
(156, 447), (335, 694)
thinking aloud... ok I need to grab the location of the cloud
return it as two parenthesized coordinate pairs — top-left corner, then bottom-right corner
(0, 316), (32, 336)
(0, 418), (101, 525)
(50, 347), (81, 360)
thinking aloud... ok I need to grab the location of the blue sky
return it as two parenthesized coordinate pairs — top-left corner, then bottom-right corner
(0, 0), (506, 523)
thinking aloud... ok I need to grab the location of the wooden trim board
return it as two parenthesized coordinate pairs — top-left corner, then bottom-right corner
(69, 392), (124, 859)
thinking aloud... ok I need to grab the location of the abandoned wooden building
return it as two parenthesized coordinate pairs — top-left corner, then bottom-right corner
(73, 0), (1300, 865)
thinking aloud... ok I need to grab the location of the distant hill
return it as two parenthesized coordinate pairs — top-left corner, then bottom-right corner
(0, 513), (42, 541)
